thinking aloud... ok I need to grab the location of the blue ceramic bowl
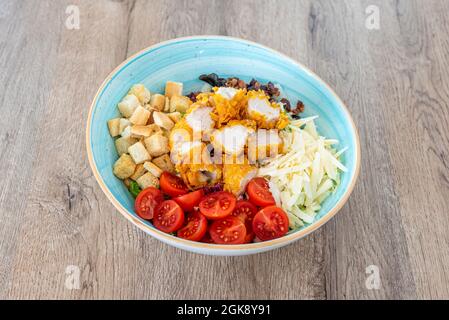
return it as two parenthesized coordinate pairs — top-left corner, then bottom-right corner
(86, 36), (360, 256)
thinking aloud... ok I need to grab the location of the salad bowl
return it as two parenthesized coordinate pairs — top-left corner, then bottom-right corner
(86, 36), (360, 256)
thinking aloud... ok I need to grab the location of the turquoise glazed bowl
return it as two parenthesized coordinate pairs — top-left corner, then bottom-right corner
(86, 36), (360, 256)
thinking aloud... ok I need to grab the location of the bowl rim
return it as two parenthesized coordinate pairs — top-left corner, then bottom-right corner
(86, 35), (361, 252)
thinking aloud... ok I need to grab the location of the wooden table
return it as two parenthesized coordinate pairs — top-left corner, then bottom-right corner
(1, 0), (448, 300)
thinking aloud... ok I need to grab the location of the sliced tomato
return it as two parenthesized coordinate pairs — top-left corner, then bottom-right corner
(232, 200), (258, 243)
(177, 211), (208, 241)
(153, 200), (185, 233)
(209, 216), (246, 244)
(134, 187), (164, 220)
(199, 191), (236, 220)
(160, 172), (188, 197)
(247, 177), (276, 207)
(173, 189), (204, 212)
(252, 206), (289, 241)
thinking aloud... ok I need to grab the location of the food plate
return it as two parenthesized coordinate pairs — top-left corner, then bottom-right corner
(86, 36), (360, 256)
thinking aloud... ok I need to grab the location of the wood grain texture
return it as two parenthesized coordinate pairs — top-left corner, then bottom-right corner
(0, 0), (448, 299)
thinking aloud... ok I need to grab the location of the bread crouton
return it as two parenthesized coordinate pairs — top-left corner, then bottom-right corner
(118, 94), (141, 118)
(107, 118), (120, 137)
(120, 125), (132, 138)
(167, 112), (182, 123)
(129, 106), (151, 125)
(136, 172), (159, 189)
(152, 154), (175, 173)
(153, 111), (174, 131)
(170, 96), (192, 113)
(130, 163), (147, 181)
(130, 125), (155, 138)
(115, 136), (138, 155)
(119, 118), (131, 135)
(164, 97), (170, 112)
(150, 94), (166, 112)
(143, 161), (163, 178)
(131, 123), (162, 139)
(165, 81), (183, 98)
(129, 84), (151, 104)
(144, 133), (169, 157)
(147, 123), (163, 135)
(113, 154), (136, 179)
(128, 141), (151, 164)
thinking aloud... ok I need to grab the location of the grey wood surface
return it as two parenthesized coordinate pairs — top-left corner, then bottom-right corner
(0, 0), (448, 300)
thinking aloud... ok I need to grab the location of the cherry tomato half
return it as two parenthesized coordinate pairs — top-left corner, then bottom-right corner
(173, 189), (204, 212)
(160, 172), (188, 197)
(252, 206), (289, 241)
(134, 187), (164, 220)
(177, 211), (208, 241)
(247, 177), (276, 207)
(199, 191), (236, 220)
(209, 216), (246, 244)
(153, 200), (185, 233)
(231, 200), (258, 243)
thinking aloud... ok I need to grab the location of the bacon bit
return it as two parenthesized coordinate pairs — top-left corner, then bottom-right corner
(281, 98), (305, 119)
(237, 79), (246, 89)
(225, 77), (247, 89)
(261, 82), (280, 98)
(292, 100), (305, 114)
(280, 98), (292, 111)
(187, 91), (201, 102)
(226, 77), (239, 88)
(247, 79), (261, 91)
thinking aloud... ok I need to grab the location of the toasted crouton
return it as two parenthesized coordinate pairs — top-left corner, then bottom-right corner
(115, 136), (138, 155)
(150, 94), (166, 112)
(152, 154), (175, 173)
(131, 123), (162, 138)
(153, 111), (174, 131)
(118, 94), (141, 118)
(107, 118), (120, 137)
(130, 163), (147, 181)
(120, 125), (132, 138)
(147, 123), (163, 135)
(136, 172), (159, 189)
(170, 96), (192, 113)
(146, 107), (155, 124)
(167, 112), (182, 123)
(129, 106), (151, 125)
(144, 133), (169, 157)
(113, 154), (136, 179)
(143, 161), (163, 178)
(128, 141), (151, 164)
(165, 81), (183, 98)
(119, 118), (131, 135)
(130, 125), (155, 138)
(129, 84), (151, 104)
(160, 129), (171, 139)
(164, 97), (170, 112)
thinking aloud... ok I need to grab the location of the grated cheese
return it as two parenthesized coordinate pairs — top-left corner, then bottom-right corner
(260, 117), (347, 229)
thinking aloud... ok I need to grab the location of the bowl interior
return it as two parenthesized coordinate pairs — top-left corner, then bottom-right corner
(88, 37), (358, 247)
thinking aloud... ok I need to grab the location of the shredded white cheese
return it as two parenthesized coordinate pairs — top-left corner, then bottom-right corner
(260, 116), (347, 230)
